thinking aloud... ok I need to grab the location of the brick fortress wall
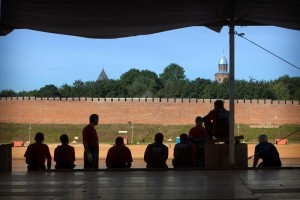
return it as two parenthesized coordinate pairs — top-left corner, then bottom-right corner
(0, 97), (299, 125)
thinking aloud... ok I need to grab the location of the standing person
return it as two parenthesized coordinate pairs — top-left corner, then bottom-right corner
(82, 114), (99, 169)
(189, 116), (209, 167)
(203, 99), (229, 140)
(24, 132), (52, 171)
(106, 137), (133, 168)
(172, 133), (197, 168)
(253, 134), (282, 168)
(144, 132), (169, 168)
(54, 134), (76, 169)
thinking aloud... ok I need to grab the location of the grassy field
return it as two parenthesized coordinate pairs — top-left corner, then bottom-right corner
(0, 123), (299, 144)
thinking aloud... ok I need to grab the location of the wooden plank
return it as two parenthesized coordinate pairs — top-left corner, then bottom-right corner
(0, 169), (299, 199)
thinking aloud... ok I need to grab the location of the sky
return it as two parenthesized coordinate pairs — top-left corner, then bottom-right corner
(0, 26), (299, 92)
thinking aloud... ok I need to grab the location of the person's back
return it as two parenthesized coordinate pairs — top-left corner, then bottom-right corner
(189, 116), (209, 142)
(173, 133), (196, 168)
(203, 100), (229, 139)
(106, 137), (133, 168)
(24, 132), (52, 171)
(255, 142), (281, 167)
(54, 134), (76, 169)
(253, 134), (282, 167)
(144, 133), (168, 168)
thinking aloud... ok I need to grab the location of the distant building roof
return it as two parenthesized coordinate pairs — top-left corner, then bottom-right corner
(97, 68), (109, 81)
(219, 54), (228, 65)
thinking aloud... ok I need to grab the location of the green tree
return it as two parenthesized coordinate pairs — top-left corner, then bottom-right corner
(0, 89), (17, 97)
(189, 78), (212, 98)
(37, 84), (60, 97)
(159, 63), (186, 81)
(59, 84), (73, 97)
(92, 80), (121, 97)
(72, 80), (85, 97)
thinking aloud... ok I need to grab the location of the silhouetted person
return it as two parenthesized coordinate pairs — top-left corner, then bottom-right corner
(24, 132), (51, 171)
(54, 134), (76, 169)
(82, 114), (99, 169)
(172, 133), (196, 168)
(203, 100), (229, 140)
(189, 116), (209, 167)
(144, 132), (168, 168)
(253, 134), (282, 168)
(106, 137), (133, 168)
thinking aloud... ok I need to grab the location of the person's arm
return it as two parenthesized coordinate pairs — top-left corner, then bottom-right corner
(83, 140), (91, 154)
(72, 146), (76, 162)
(54, 146), (59, 162)
(127, 148), (133, 168)
(106, 149), (111, 168)
(24, 145), (32, 164)
(144, 145), (150, 163)
(164, 146), (169, 162)
(253, 155), (259, 167)
(46, 146), (52, 170)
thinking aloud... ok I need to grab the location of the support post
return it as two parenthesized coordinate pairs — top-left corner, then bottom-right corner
(229, 3), (235, 166)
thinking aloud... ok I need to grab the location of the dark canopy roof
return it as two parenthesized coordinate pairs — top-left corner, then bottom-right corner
(1, 0), (300, 38)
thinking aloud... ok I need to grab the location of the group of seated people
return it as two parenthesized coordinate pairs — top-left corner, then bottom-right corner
(24, 100), (281, 170)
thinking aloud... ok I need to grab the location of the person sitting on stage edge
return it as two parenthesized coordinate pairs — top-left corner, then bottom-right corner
(54, 134), (76, 169)
(24, 132), (52, 171)
(253, 134), (282, 168)
(106, 137), (133, 168)
(144, 132), (169, 168)
(203, 99), (229, 140)
(172, 133), (197, 168)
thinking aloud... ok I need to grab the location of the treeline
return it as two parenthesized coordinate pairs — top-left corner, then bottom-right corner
(1, 64), (300, 100)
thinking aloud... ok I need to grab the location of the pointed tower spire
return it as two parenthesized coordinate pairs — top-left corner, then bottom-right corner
(97, 68), (109, 81)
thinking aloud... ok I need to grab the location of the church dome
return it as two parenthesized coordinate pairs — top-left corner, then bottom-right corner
(219, 55), (228, 65)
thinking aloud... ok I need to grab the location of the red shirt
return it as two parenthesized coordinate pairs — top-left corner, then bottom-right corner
(24, 142), (51, 169)
(82, 125), (99, 148)
(54, 144), (76, 169)
(106, 145), (133, 168)
(189, 125), (209, 139)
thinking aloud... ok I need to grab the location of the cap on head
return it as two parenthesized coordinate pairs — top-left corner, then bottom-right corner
(258, 134), (268, 143)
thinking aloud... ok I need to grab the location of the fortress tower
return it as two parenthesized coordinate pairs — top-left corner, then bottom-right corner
(215, 53), (229, 83)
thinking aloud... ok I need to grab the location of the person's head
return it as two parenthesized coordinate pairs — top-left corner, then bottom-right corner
(180, 133), (188, 142)
(35, 132), (44, 142)
(155, 132), (164, 143)
(195, 116), (203, 125)
(60, 134), (69, 144)
(89, 114), (99, 126)
(115, 136), (124, 145)
(258, 134), (268, 143)
(214, 100), (224, 108)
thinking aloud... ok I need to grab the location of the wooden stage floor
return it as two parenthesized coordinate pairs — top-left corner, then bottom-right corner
(1, 168), (300, 200)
